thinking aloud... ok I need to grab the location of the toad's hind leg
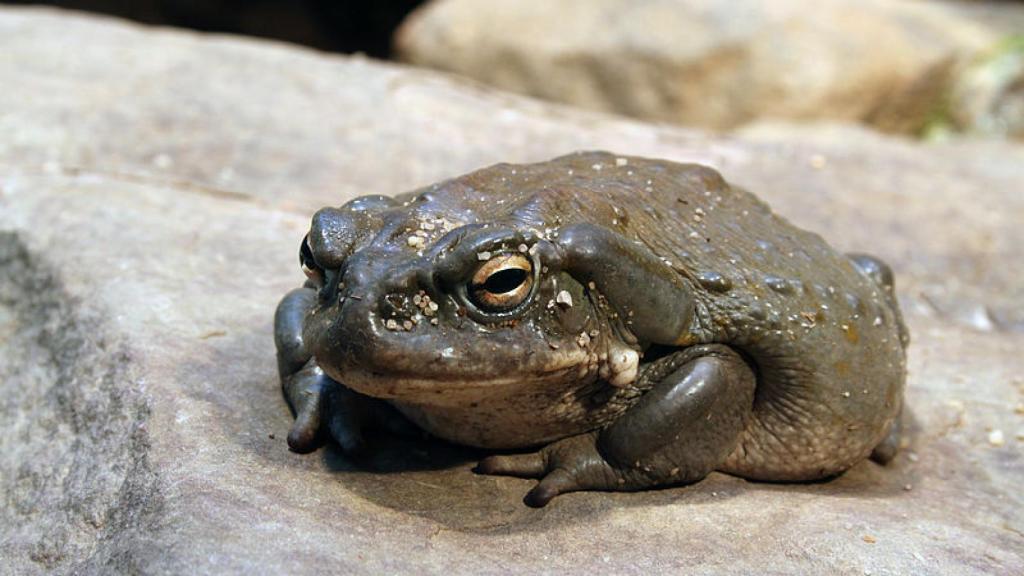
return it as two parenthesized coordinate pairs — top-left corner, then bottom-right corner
(599, 344), (757, 485)
(848, 253), (908, 464)
(477, 345), (755, 506)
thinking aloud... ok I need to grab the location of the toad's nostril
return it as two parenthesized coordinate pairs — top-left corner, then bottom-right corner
(370, 261), (446, 326)
(382, 293), (408, 315)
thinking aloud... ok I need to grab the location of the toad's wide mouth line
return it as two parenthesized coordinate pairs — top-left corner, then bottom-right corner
(332, 361), (585, 397)
(319, 346), (591, 395)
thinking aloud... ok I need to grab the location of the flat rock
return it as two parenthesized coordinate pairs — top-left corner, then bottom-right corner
(396, 0), (1024, 137)
(1, 8), (1022, 575)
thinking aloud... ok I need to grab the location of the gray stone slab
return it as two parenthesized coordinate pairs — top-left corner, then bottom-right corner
(1, 7), (1022, 575)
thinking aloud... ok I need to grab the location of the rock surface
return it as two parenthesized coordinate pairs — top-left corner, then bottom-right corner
(396, 0), (1024, 137)
(1, 7), (1022, 575)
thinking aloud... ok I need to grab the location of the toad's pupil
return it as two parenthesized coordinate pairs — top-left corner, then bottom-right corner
(483, 268), (528, 294)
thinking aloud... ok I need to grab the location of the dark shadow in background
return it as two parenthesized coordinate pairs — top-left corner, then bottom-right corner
(2, 0), (425, 57)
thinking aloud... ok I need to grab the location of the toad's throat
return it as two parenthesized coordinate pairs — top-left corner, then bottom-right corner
(337, 360), (623, 448)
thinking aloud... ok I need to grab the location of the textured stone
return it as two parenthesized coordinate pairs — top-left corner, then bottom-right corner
(396, 0), (1024, 136)
(1, 8), (1022, 575)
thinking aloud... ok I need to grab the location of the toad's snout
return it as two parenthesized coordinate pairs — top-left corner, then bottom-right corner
(302, 250), (449, 382)
(337, 250), (441, 321)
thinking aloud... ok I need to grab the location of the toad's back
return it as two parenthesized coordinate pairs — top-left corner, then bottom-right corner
(458, 152), (908, 480)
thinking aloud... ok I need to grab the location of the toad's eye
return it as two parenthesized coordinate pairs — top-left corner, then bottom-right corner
(468, 253), (534, 313)
(299, 235), (324, 287)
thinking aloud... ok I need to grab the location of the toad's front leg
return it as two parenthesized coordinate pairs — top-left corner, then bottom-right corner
(274, 286), (414, 454)
(477, 344), (755, 507)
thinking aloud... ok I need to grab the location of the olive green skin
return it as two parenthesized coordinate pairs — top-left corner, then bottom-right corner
(275, 151), (908, 505)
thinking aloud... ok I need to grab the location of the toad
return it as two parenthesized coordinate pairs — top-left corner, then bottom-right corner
(274, 152), (908, 507)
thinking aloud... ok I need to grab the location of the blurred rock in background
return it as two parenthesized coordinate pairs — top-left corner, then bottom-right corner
(944, 36), (1024, 139)
(0, 0), (425, 57)
(395, 0), (1024, 140)
(7, 0), (1022, 139)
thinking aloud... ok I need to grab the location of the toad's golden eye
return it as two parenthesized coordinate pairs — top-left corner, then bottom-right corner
(469, 253), (534, 313)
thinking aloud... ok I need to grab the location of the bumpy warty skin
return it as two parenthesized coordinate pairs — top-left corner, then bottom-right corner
(293, 151), (907, 483)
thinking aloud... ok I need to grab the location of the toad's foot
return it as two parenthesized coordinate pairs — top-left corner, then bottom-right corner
(276, 287), (416, 454)
(283, 360), (417, 455)
(476, 432), (632, 508)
